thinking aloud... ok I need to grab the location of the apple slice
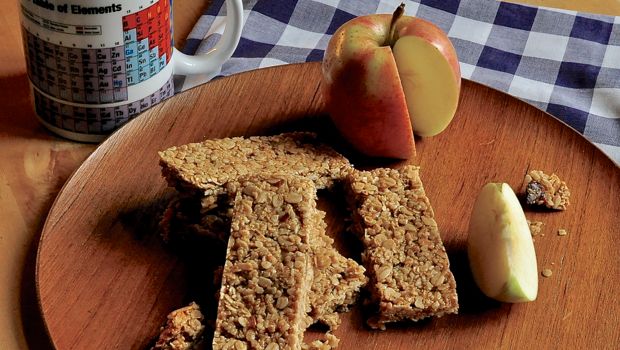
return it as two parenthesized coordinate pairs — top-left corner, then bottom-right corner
(393, 35), (460, 136)
(467, 183), (538, 303)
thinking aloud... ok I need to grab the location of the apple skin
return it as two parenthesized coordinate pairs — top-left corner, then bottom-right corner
(467, 183), (538, 303)
(322, 15), (461, 158)
(323, 15), (414, 159)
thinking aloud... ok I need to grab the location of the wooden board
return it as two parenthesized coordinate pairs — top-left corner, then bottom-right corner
(36, 62), (620, 349)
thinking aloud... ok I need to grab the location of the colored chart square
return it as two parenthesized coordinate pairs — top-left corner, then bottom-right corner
(80, 49), (96, 62)
(137, 11), (148, 25)
(113, 105), (129, 122)
(55, 60), (69, 74)
(85, 108), (99, 120)
(98, 75), (113, 90)
(44, 55), (56, 70)
(58, 87), (71, 101)
(46, 81), (58, 99)
(125, 42), (138, 58)
(126, 69), (139, 86)
(73, 107), (86, 120)
(82, 63), (97, 77)
(111, 60), (126, 75)
(71, 88), (85, 103)
(159, 55), (166, 69)
(149, 34), (159, 50)
(96, 48), (111, 62)
(62, 118), (75, 132)
(88, 121), (101, 134)
(54, 46), (68, 61)
(101, 117), (116, 132)
(99, 107), (113, 120)
(111, 46), (125, 60)
(149, 60), (160, 76)
(75, 120), (88, 133)
(67, 48), (81, 61)
(127, 101), (141, 116)
(139, 96), (151, 110)
(85, 88), (99, 103)
(70, 75), (83, 89)
(99, 89), (114, 103)
(138, 51), (150, 67)
(97, 62), (112, 76)
(137, 25), (148, 41)
(125, 56), (138, 72)
(46, 71), (58, 85)
(113, 87), (128, 102)
(42, 41), (54, 55)
(138, 38), (149, 53)
(149, 47), (159, 60)
(56, 74), (70, 88)
(123, 14), (137, 30)
(124, 29), (137, 43)
(68, 64), (82, 76)
(138, 65), (150, 82)
(112, 73), (126, 88)
(148, 22), (157, 36)
(82, 75), (96, 90)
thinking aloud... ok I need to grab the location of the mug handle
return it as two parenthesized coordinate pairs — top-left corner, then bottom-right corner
(171, 0), (243, 78)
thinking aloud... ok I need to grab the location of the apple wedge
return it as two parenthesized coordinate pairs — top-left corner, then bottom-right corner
(322, 4), (460, 158)
(467, 183), (539, 303)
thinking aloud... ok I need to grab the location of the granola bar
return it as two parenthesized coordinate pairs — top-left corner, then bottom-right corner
(524, 170), (570, 210)
(306, 210), (367, 329)
(159, 132), (352, 209)
(163, 193), (366, 330)
(212, 176), (316, 350)
(151, 302), (205, 350)
(346, 166), (458, 329)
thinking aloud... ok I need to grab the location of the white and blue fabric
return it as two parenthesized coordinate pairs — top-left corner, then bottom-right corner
(177, 0), (620, 164)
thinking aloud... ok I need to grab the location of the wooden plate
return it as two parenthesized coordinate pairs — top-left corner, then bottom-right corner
(37, 63), (620, 349)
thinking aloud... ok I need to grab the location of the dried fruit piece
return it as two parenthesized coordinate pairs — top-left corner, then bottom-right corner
(524, 170), (570, 210)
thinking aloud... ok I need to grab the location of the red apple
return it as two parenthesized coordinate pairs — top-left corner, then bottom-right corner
(322, 4), (461, 159)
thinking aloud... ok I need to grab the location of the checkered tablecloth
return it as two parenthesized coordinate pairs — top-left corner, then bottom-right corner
(178, 0), (620, 164)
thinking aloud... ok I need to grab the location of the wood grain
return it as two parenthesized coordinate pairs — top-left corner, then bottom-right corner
(36, 63), (619, 349)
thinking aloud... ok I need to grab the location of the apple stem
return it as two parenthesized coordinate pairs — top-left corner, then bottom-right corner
(386, 3), (405, 47)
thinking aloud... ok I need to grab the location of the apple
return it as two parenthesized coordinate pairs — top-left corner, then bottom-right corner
(322, 4), (461, 159)
(467, 183), (538, 303)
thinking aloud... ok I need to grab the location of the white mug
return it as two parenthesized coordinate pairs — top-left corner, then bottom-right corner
(20, 0), (243, 142)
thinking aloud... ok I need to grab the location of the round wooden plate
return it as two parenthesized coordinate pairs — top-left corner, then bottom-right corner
(37, 63), (619, 349)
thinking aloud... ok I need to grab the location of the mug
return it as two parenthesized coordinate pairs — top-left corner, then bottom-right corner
(20, 0), (243, 142)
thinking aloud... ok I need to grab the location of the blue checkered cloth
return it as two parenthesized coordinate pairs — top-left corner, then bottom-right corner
(178, 0), (620, 164)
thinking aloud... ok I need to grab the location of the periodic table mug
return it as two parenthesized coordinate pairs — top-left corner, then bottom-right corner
(20, 0), (243, 142)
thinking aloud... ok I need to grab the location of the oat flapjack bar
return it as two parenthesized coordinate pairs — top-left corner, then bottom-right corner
(346, 166), (458, 329)
(212, 176), (316, 350)
(159, 132), (352, 209)
(151, 302), (205, 350)
(163, 193), (367, 330)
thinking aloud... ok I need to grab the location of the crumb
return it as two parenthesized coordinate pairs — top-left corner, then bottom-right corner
(524, 170), (570, 210)
(527, 220), (544, 236)
(558, 228), (568, 236)
(542, 269), (553, 277)
(151, 302), (205, 350)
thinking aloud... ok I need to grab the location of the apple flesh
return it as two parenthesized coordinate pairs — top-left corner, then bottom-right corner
(467, 183), (538, 303)
(322, 8), (460, 158)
